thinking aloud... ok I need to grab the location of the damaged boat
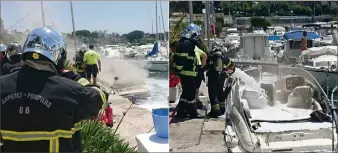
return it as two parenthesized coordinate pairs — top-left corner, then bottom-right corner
(225, 66), (337, 152)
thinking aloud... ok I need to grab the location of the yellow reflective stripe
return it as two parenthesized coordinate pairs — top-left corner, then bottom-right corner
(212, 104), (220, 110)
(175, 53), (196, 60)
(174, 65), (183, 70)
(179, 70), (197, 77)
(224, 60), (232, 68)
(77, 78), (90, 86)
(71, 122), (82, 133)
(1, 130), (73, 141)
(91, 86), (107, 109)
(49, 138), (59, 153)
(175, 52), (188, 57)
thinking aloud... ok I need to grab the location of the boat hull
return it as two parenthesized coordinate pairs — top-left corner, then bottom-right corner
(147, 61), (168, 72)
(303, 67), (338, 94)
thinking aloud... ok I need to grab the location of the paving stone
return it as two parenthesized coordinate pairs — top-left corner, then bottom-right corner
(170, 119), (204, 150)
(203, 119), (226, 134)
(200, 134), (225, 146)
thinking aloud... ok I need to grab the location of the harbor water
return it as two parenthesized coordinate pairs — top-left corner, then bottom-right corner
(138, 72), (169, 111)
(99, 55), (168, 112)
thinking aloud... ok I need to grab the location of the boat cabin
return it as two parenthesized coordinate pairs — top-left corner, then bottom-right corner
(239, 32), (269, 60)
(300, 55), (337, 70)
(282, 31), (320, 63)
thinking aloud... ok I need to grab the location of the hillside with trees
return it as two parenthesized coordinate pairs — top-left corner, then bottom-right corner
(0, 18), (168, 46)
(170, 1), (337, 17)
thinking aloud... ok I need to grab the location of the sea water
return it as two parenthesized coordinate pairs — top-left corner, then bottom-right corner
(138, 72), (169, 111)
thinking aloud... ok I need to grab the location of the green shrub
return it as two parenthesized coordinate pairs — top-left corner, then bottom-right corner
(81, 120), (136, 153)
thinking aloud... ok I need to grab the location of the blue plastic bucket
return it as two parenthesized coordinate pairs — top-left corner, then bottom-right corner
(152, 108), (169, 138)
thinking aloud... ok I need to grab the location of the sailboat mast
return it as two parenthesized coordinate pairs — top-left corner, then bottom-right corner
(155, 1), (158, 40)
(70, 1), (77, 52)
(152, 19), (154, 34)
(40, 1), (46, 27)
(0, 1), (2, 41)
(159, 1), (167, 42)
(158, 16), (161, 40)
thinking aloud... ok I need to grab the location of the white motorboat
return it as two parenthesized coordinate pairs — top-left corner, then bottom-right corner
(280, 31), (321, 64)
(141, 41), (168, 72)
(98, 75), (150, 100)
(104, 45), (122, 59)
(225, 66), (337, 152)
(147, 58), (168, 72)
(297, 46), (338, 93)
(238, 32), (271, 60)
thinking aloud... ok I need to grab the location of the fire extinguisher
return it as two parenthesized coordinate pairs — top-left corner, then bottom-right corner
(210, 24), (215, 36)
(105, 103), (113, 127)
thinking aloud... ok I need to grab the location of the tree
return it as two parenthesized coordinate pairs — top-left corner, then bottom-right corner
(215, 17), (224, 36)
(74, 30), (91, 39)
(193, 20), (203, 27)
(126, 30), (145, 43)
(0, 18), (8, 43)
(250, 16), (271, 29)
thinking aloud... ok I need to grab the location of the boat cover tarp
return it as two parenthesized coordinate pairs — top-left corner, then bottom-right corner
(300, 46), (337, 58)
(268, 35), (282, 41)
(146, 41), (159, 57)
(283, 31), (320, 40)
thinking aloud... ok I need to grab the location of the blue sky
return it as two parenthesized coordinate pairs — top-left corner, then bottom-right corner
(1, 1), (169, 34)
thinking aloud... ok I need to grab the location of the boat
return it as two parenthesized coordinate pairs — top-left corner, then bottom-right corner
(280, 31), (321, 64)
(97, 76), (150, 100)
(297, 45), (338, 94)
(225, 66), (337, 152)
(266, 26), (285, 36)
(238, 32), (270, 60)
(144, 41), (168, 72)
(104, 45), (122, 59)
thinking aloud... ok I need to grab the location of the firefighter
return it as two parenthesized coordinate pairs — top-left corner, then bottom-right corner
(173, 23), (205, 119)
(0, 27), (108, 152)
(206, 42), (235, 118)
(0, 43), (9, 70)
(194, 45), (207, 109)
(75, 47), (87, 78)
(1, 42), (24, 75)
(83, 44), (101, 85)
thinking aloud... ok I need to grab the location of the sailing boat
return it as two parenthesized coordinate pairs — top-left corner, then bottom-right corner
(145, 40), (168, 72)
(142, 1), (168, 72)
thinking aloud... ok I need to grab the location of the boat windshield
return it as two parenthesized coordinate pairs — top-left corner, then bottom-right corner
(315, 61), (337, 67)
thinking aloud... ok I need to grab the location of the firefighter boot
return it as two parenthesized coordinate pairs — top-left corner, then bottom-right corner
(208, 104), (222, 118)
(220, 101), (226, 115)
(175, 102), (188, 118)
(187, 103), (205, 119)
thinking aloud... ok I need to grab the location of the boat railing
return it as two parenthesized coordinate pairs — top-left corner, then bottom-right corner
(330, 86), (338, 152)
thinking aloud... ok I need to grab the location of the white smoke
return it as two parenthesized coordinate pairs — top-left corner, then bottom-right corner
(99, 58), (149, 88)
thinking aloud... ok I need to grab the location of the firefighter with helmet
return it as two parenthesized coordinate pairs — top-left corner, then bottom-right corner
(173, 23), (205, 119)
(0, 43), (9, 72)
(1, 42), (24, 75)
(206, 41), (235, 118)
(0, 27), (108, 152)
(75, 47), (87, 78)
